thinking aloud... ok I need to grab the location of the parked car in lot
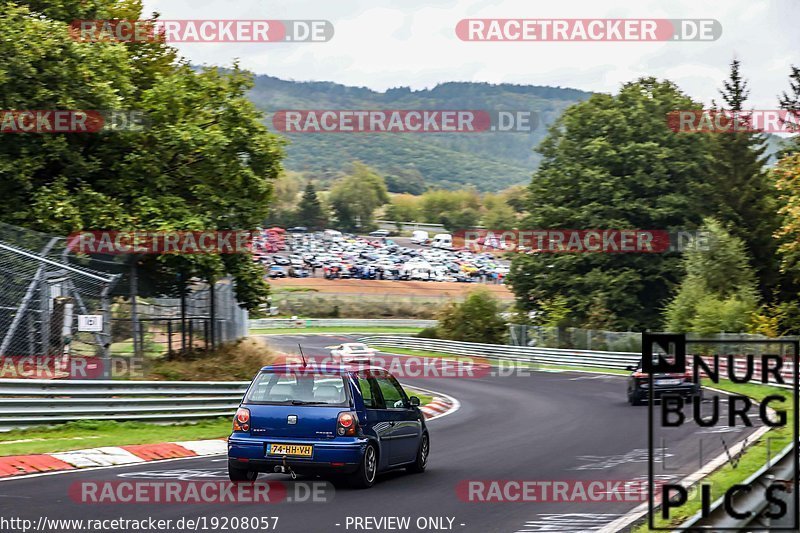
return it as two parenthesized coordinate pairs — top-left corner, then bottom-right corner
(431, 233), (453, 249)
(331, 343), (377, 363)
(626, 360), (702, 405)
(411, 230), (429, 244)
(368, 229), (390, 238)
(288, 266), (310, 278)
(268, 265), (287, 278)
(228, 365), (429, 488)
(253, 229), (510, 285)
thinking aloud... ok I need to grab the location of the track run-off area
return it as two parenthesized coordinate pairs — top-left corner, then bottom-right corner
(0, 334), (763, 533)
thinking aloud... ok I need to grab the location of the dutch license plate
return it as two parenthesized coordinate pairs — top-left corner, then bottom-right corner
(655, 379), (682, 386)
(267, 443), (313, 457)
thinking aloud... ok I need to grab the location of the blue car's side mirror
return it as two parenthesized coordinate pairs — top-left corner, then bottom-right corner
(409, 396), (420, 407)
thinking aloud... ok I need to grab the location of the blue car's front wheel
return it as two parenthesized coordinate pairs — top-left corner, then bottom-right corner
(407, 433), (429, 473)
(348, 443), (377, 489)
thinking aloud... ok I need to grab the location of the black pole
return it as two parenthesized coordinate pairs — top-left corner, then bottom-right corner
(130, 258), (141, 357)
(167, 320), (172, 356)
(180, 273), (187, 354)
(209, 281), (216, 350)
(139, 320), (145, 357)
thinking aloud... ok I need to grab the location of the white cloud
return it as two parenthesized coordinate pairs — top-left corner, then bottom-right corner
(145, 0), (800, 108)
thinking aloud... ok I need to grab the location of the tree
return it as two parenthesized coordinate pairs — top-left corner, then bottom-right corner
(384, 168), (426, 195)
(439, 207), (480, 232)
(436, 290), (507, 344)
(482, 202), (517, 229)
(532, 295), (573, 328)
(419, 189), (481, 223)
(774, 154), (800, 282)
(507, 78), (716, 329)
(663, 219), (759, 334)
(1, 1), (284, 310)
(328, 162), (389, 231)
(295, 182), (328, 230)
(779, 65), (800, 144)
(384, 194), (422, 224)
(707, 60), (780, 297)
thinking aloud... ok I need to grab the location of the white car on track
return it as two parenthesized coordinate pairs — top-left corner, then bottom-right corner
(330, 343), (377, 363)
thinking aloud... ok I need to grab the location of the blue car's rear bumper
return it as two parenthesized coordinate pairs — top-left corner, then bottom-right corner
(228, 435), (368, 474)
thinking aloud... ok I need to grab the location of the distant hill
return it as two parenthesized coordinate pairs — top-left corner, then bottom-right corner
(248, 75), (592, 191)
(247, 75), (793, 191)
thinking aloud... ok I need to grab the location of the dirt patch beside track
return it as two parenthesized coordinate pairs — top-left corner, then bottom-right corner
(269, 278), (514, 299)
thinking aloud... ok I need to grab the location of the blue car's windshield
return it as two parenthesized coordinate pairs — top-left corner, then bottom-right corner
(245, 371), (348, 405)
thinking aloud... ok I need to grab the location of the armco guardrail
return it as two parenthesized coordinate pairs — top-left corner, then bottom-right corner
(250, 318), (436, 330)
(0, 379), (249, 429)
(679, 441), (795, 530)
(358, 336), (641, 369)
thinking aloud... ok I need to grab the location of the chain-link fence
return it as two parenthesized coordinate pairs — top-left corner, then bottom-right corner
(508, 324), (642, 352)
(509, 324), (795, 353)
(113, 280), (248, 358)
(0, 222), (250, 376)
(0, 238), (119, 367)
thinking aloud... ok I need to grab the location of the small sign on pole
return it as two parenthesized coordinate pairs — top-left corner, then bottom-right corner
(77, 314), (103, 332)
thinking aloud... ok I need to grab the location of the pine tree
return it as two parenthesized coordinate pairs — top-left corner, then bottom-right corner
(296, 182), (328, 230)
(709, 59), (780, 297)
(778, 66), (800, 141)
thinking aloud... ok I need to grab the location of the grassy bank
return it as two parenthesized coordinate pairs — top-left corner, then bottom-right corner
(632, 380), (793, 531)
(146, 338), (276, 380)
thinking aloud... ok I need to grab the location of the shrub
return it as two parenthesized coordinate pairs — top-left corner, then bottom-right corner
(436, 289), (507, 344)
(417, 327), (439, 339)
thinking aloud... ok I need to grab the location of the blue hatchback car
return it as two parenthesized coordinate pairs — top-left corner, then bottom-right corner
(227, 364), (429, 488)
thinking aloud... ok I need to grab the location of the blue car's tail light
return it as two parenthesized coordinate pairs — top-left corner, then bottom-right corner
(337, 412), (357, 436)
(233, 407), (250, 432)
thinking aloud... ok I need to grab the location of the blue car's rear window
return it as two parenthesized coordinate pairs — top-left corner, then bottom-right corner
(245, 371), (348, 405)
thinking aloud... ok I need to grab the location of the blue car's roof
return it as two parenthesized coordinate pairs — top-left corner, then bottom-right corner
(258, 363), (388, 375)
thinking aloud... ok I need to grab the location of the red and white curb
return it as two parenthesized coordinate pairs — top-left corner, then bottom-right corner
(0, 393), (458, 479)
(0, 439), (227, 478)
(420, 399), (451, 419)
(411, 385), (460, 421)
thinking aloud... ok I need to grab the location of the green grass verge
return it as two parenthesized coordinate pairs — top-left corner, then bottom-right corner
(0, 419), (232, 456)
(632, 380), (793, 532)
(404, 388), (435, 406)
(250, 326), (423, 335)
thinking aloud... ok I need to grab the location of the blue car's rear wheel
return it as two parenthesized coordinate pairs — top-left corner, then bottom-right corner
(348, 443), (377, 489)
(228, 465), (258, 482)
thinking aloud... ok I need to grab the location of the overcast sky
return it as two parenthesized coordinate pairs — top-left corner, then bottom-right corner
(145, 0), (799, 108)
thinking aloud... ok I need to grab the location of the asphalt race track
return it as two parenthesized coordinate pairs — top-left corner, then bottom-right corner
(0, 334), (763, 533)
